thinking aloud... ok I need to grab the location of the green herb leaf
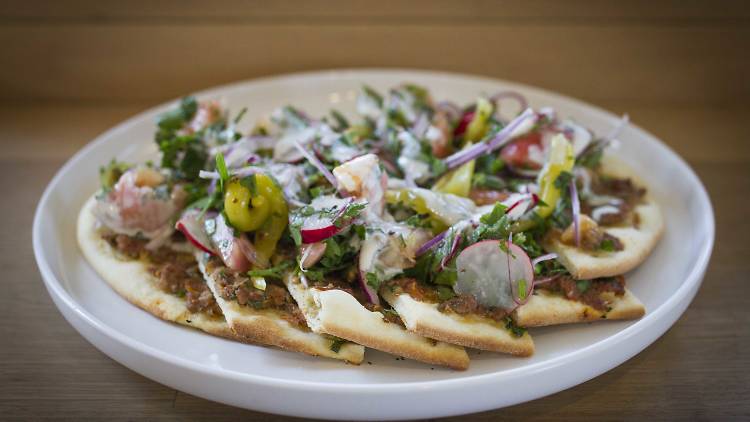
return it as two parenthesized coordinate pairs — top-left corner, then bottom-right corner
(246, 260), (293, 279)
(216, 152), (229, 193)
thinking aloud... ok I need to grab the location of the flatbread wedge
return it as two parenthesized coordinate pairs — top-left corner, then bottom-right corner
(77, 197), (238, 340)
(513, 288), (645, 327)
(380, 290), (534, 356)
(198, 255), (365, 364)
(284, 274), (471, 370)
(543, 157), (664, 279)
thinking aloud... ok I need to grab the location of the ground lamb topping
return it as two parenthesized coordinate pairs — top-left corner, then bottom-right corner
(208, 258), (307, 328)
(102, 232), (221, 316)
(385, 277), (510, 322)
(536, 275), (626, 311)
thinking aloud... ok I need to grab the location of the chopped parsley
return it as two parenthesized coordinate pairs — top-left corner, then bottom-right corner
(246, 260), (294, 279)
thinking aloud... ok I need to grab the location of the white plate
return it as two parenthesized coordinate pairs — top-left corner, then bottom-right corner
(33, 69), (714, 420)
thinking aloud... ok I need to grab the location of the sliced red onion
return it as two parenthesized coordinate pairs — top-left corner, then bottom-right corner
(415, 229), (449, 256)
(299, 242), (327, 271)
(440, 233), (462, 270)
(207, 178), (217, 195)
(444, 108), (536, 170)
(293, 141), (339, 190)
(486, 108), (537, 152)
(531, 253), (558, 267)
(569, 179), (581, 246)
(237, 234), (266, 268)
(357, 270), (380, 305)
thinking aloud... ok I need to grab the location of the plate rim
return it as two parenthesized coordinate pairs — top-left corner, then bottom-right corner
(32, 67), (715, 404)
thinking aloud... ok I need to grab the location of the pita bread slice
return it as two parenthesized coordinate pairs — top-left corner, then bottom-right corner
(77, 196), (238, 340)
(543, 157), (664, 279)
(284, 274), (470, 370)
(380, 290), (534, 357)
(198, 256), (364, 364)
(513, 288), (645, 327)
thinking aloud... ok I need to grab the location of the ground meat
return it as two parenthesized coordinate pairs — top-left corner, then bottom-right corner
(364, 303), (405, 326)
(385, 278), (509, 322)
(537, 275), (626, 311)
(108, 234), (147, 259)
(557, 216), (625, 253)
(593, 177), (646, 204)
(469, 189), (511, 206)
(103, 232), (221, 316)
(385, 277), (438, 302)
(437, 294), (509, 321)
(151, 260), (222, 316)
(208, 258), (307, 328)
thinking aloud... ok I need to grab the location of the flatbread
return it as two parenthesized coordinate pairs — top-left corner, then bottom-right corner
(513, 288), (645, 327)
(77, 196), (238, 340)
(284, 274), (470, 370)
(543, 157), (664, 279)
(380, 290), (534, 356)
(198, 256), (365, 364)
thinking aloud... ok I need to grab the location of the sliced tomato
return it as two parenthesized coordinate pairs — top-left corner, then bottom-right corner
(500, 131), (543, 169)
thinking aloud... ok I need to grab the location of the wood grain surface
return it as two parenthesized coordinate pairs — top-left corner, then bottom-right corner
(1, 1), (749, 420)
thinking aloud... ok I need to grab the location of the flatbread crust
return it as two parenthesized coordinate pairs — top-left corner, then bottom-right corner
(513, 288), (645, 327)
(284, 274), (470, 370)
(380, 290), (534, 356)
(543, 157), (664, 279)
(77, 196), (238, 340)
(198, 256), (365, 364)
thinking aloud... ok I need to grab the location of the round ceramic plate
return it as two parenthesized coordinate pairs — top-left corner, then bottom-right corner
(33, 69), (713, 420)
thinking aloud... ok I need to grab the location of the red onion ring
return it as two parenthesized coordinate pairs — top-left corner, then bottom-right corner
(490, 91), (529, 115)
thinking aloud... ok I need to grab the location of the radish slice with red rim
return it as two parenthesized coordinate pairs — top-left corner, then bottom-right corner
(175, 209), (217, 255)
(454, 239), (534, 311)
(294, 195), (355, 244)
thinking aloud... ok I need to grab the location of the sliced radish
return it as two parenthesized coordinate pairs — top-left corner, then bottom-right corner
(175, 209), (217, 254)
(503, 192), (539, 220)
(297, 195), (354, 244)
(454, 240), (534, 311)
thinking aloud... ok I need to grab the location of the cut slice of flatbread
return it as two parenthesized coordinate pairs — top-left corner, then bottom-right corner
(77, 196), (238, 340)
(284, 274), (470, 370)
(544, 158), (664, 279)
(198, 256), (365, 364)
(513, 288), (645, 327)
(380, 290), (534, 357)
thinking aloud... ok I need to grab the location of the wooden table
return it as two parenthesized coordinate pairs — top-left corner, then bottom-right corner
(1, 1), (748, 420)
